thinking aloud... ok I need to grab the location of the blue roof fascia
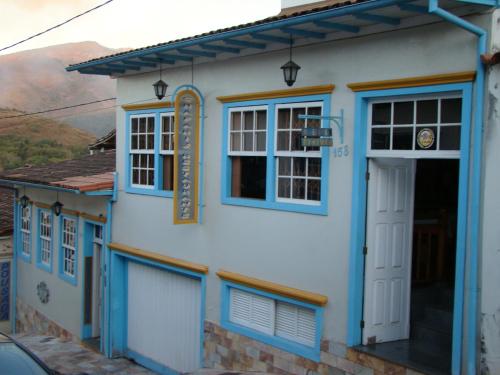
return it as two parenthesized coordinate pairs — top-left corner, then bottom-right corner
(83, 190), (113, 197)
(64, 0), (432, 73)
(456, 0), (499, 6)
(0, 179), (81, 194)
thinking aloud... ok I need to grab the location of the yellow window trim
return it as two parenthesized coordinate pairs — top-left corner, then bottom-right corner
(108, 242), (209, 274)
(121, 101), (173, 111)
(216, 84), (335, 103)
(61, 208), (80, 217)
(34, 201), (52, 210)
(80, 212), (107, 224)
(217, 269), (328, 306)
(347, 71), (476, 92)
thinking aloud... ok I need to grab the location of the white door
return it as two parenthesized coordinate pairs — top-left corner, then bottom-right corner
(127, 261), (201, 373)
(363, 158), (416, 344)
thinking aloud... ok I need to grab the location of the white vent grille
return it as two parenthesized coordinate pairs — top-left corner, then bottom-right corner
(230, 288), (274, 335)
(276, 301), (316, 347)
(229, 287), (317, 347)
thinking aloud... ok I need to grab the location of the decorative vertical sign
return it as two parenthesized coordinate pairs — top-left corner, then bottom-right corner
(0, 261), (10, 321)
(173, 90), (200, 224)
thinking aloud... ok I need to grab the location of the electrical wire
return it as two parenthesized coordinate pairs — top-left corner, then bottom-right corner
(0, 98), (116, 120)
(0, 0), (114, 53)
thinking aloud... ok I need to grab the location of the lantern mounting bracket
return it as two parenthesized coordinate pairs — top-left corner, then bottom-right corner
(299, 109), (345, 144)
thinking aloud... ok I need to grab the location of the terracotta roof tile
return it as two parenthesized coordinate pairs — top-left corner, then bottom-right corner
(0, 187), (14, 236)
(0, 150), (115, 193)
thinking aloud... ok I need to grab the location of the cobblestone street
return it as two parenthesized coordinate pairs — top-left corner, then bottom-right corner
(14, 335), (154, 375)
(14, 334), (263, 375)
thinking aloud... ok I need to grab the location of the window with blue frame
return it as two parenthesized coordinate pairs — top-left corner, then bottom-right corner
(221, 282), (322, 361)
(19, 205), (32, 262)
(126, 109), (175, 196)
(222, 94), (330, 215)
(36, 209), (52, 272)
(59, 215), (77, 285)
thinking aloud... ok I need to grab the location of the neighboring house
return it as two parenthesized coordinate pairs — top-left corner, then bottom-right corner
(25, 0), (500, 374)
(89, 129), (116, 155)
(0, 187), (14, 333)
(0, 150), (115, 351)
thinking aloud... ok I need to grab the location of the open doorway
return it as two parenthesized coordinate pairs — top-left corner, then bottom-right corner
(361, 158), (458, 375)
(409, 159), (458, 372)
(82, 223), (104, 352)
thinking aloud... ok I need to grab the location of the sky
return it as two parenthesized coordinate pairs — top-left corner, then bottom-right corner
(0, 0), (281, 55)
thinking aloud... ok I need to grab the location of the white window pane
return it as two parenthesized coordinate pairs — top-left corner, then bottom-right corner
(256, 110), (267, 130)
(256, 132), (266, 152)
(231, 112), (241, 131)
(278, 108), (290, 129)
(231, 133), (241, 152)
(244, 111), (254, 130)
(277, 131), (289, 151)
(243, 132), (253, 152)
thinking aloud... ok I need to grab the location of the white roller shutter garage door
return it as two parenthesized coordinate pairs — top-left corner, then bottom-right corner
(127, 261), (201, 373)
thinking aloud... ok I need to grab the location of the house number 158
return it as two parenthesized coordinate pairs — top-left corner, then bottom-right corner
(333, 145), (349, 158)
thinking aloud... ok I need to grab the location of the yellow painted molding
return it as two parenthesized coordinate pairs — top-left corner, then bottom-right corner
(121, 101), (173, 111)
(80, 212), (107, 224)
(216, 84), (335, 103)
(347, 71), (476, 92)
(34, 201), (52, 210)
(108, 242), (209, 274)
(216, 269), (328, 306)
(61, 208), (80, 217)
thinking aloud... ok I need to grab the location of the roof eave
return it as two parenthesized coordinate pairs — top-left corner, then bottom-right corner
(66, 0), (394, 73)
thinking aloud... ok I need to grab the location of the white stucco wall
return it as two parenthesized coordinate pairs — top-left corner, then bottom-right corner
(480, 8), (500, 375)
(16, 188), (108, 338)
(112, 13), (491, 350)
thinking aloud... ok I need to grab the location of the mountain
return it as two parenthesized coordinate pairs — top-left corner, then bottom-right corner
(0, 42), (127, 136)
(0, 108), (95, 171)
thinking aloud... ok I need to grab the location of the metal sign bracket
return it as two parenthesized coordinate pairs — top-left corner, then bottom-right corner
(299, 109), (345, 144)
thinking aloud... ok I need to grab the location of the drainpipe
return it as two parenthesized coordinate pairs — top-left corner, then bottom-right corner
(428, 1), (487, 374)
(11, 189), (18, 334)
(104, 172), (117, 357)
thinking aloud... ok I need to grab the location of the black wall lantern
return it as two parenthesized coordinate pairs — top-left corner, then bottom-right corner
(52, 201), (63, 216)
(20, 195), (30, 208)
(153, 60), (168, 100)
(281, 37), (301, 87)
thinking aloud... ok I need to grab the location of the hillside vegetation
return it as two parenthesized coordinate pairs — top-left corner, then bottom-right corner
(0, 41), (126, 136)
(0, 108), (95, 171)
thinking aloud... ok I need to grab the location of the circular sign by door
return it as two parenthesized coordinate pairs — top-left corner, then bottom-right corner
(417, 128), (435, 149)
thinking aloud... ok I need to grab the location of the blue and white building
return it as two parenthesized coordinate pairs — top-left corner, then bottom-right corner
(8, 1), (500, 374)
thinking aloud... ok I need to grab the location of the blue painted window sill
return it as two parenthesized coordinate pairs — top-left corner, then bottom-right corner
(125, 188), (173, 198)
(221, 197), (328, 216)
(19, 253), (31, 263)
(58, 272), (77, 286)
(36, 261), (52, 274)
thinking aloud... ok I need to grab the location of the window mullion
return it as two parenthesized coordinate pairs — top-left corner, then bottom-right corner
(154, 113), (161, 191)
(267, 104), (276, 203)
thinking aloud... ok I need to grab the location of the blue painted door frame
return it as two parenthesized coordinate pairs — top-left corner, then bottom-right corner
(346, 82), (473, 375)
(81, 220), (105, 350)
